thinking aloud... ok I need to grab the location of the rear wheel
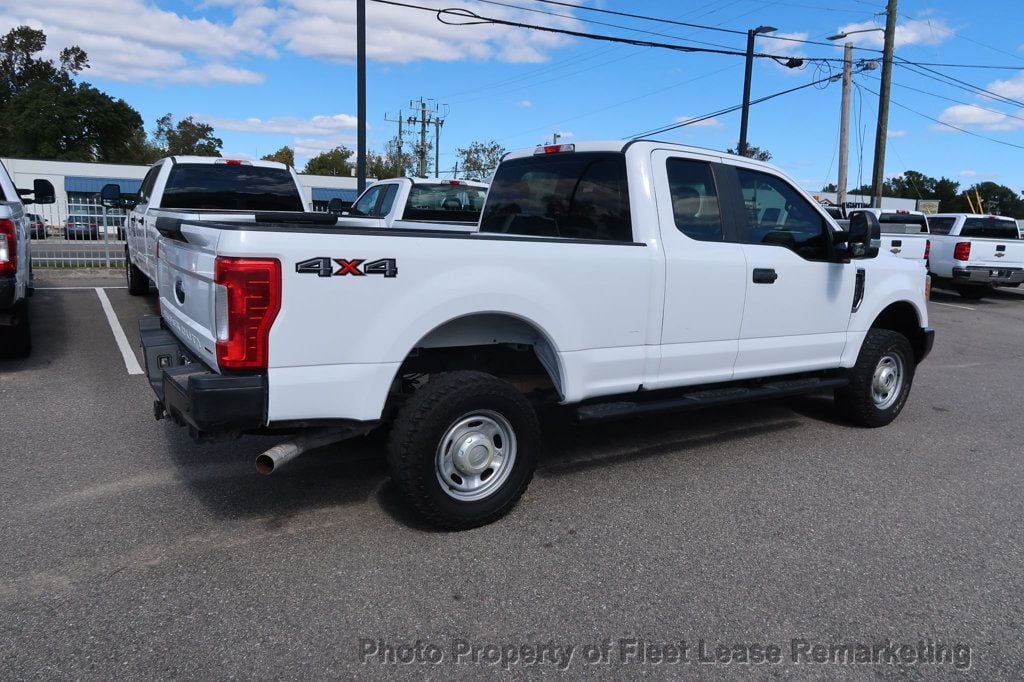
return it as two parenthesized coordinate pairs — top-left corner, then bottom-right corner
(955, 285), (988, 300)
(387, 371), (540, 529)
(835, 329), (914, 427)
(0, 298), (31, 358)
(125, 247), (149, 296)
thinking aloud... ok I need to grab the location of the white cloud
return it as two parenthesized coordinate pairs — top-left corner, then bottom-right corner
(887, 130), (908, 139)
(0, 0), (275, 84)
(986, 71), (1024, 101)
(517, 100), (533, 108)
(833, 18), (954, 48)
(960, 169), (996, 179)
(937, 104), (1024, 132)
(202, 113), (359, 135)
(292, 136), (357, 166)
(960, 170), (978, 177)
(273, 0), (576, 64)
(674, 115), (723, 128)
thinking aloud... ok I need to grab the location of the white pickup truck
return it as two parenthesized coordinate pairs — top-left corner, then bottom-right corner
(0, 160), (55, 357)
(338, 177), (488, 230)
(847, 208), (931, 265)
(139, 141), (933, 529)
(101, 157), (313, 296)
(926, 213), (1024, 299)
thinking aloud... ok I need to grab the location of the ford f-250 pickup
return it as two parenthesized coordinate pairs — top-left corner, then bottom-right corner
(926, 213), (1024, 299)
(138, 140), (934, 529)
(338, 177), (488, 230)
(100, 156), (312, 296)
(1, 160), (55, 358)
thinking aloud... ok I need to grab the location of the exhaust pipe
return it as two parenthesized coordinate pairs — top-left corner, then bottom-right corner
(255, 426), (369, 475)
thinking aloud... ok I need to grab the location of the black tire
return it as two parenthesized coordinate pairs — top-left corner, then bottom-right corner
(0, 298), (31, 358)
(387, 370), (540, 530)
(126, 248), (149, 296)
(835, 328), (915, 427)
(955, 285), (987, 300)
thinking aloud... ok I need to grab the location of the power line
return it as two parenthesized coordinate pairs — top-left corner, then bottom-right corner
(855, 82), (1024, 152)
(860, 72), (1024, 126)
(895, 60), (1024, 109)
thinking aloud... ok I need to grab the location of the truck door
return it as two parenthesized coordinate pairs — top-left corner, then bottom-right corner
(649, 150), (746, 388)
(131, 164), (160, 275)
(724, 166), (856, 378)
(341, 183), (394, 228)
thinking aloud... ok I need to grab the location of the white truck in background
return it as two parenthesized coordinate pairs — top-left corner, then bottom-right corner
(927, 213), (1024, 299)
(139, 140), (933, 529)
(847, 208), (931, 265)
(0, 160), (55, 357)
(101, 157), (314, 296)
(338, 177), (488, 230)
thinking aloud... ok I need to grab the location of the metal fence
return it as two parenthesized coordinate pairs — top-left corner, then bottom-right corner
(28, 197), (128, 269)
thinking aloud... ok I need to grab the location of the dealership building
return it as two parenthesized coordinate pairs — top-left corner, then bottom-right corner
(2, 157), (361, 224)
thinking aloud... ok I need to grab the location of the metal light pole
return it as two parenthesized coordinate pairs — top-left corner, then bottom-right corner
(738, 25), (777, 157)
(356, 0), (367, 193)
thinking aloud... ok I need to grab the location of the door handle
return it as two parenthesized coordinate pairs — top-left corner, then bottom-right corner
(752, 268), (778, 284)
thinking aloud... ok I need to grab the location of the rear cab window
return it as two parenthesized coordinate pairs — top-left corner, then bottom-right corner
(876, 212), (929, 235)
(959, 217), (1020, 240)
(161, 163), (303, 211)
(928, 217), (956, 235)
(480, 152), (632, 242)
(403, 183), (488, 222)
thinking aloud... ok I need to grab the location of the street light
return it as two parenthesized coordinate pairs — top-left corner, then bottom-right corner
(738, 25), (777, 158)
(826, 27), (885, 41)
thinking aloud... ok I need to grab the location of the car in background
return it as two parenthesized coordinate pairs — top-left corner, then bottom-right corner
(27, 213), (46, 239)
(64, 218), (99, 240)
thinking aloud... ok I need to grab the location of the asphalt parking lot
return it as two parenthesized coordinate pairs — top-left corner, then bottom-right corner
(2, 272), (1022, 678)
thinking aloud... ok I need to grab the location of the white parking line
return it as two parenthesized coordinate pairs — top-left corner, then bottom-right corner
(931, 301), (976, 311)
(94, 287), (144, 375)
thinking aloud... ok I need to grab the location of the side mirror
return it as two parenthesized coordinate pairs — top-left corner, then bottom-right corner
(846, 211), (880, 259)
(327, 198), (346, 214)
(19, 179), (56, 205)
(100, 183), (121, 207)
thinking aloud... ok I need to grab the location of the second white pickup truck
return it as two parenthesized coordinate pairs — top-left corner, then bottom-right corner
(847, 208), (930, 265)
(927, 213), (1024, 299)
(139, 140), (934, 529)
(338, 177), (488, 230)
(101, 156), (313, 295)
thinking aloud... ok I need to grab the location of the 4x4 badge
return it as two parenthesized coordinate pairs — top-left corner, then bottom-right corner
(295, 256), (398, 278)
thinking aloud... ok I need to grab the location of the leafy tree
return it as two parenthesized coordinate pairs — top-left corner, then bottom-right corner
(456, 140), (506, 180)
(154, 114), (222, 156)
(821, 183), (838, 192)
(366, 136), (412, 179)
(727, 143), (772, 161)
(261, 146), (294, 166)
(962, 182), (1024, 217)
(303, 146), (354, 175)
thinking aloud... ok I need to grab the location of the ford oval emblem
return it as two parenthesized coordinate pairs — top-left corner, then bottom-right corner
(174, 278), (186, 304)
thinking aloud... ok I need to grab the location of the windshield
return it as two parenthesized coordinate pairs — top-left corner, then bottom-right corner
(959, 217), (1020, 240)
(161, 164), (303, 211)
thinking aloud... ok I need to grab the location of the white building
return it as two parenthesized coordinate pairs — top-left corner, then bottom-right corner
(2, 156), (362, 224)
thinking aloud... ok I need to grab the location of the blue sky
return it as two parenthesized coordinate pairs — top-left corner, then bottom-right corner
(3, 0), (1024, 193)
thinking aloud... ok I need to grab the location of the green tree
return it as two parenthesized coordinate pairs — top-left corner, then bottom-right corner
(303, 146), (354, 175)
(261, 145), (294, 166)
(456, 140), (506, 180)
(964, 182), (1024, 217)
(727, 143), (772, 161)
(0, 26), (149, 163)
(366, 136), (412, 179)
(154, 114), (222, 156)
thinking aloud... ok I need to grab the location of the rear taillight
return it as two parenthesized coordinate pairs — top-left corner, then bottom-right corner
(924, 239), (931, 260)
(0, 219), (16, 275)
(213, 257), (281, 371)
(953, 242), (971, 261)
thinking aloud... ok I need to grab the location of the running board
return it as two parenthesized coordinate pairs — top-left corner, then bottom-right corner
(575, 377), (848, 423)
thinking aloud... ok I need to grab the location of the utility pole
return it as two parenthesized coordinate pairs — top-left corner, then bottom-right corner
(870, 0), (898, 208)
(356, 0), (367, 192)
(405, 98), (446, 178)
(738, 25), (777, 157)
(434, 117), (444, 177)
(552, 132), (560, 145)
(837, 42), (853, 209)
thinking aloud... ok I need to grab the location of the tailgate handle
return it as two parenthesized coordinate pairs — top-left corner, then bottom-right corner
(891, 240), (902, 247)
(996, 245), (1006, 252)
(752, 268), (778, 284)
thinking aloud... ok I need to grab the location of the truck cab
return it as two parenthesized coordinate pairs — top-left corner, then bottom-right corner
(340, 177), (487, 230)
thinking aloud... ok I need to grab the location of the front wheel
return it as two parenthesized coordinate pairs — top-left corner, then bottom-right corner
(387, 371), (540, 529)
(835, 329), (915, 427)
(125, 247), (149, 296)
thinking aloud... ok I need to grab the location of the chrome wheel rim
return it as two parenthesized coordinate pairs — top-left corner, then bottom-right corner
(871, 353), (904, 410)
(435, 410), (517, 502)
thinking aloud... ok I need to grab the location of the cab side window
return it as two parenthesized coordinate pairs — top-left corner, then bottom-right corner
(928, 217), (955, 235)
(138, 166), (160, 204)
(349, 185), (383, 217)
(666, 159), (723, 242)
(736, 169), (831, 261)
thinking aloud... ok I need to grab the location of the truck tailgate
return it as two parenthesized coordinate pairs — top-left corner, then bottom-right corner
(966, 239), (1024, 268)
(157, 225), (221, 370)
(880, 234), (928, 263)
